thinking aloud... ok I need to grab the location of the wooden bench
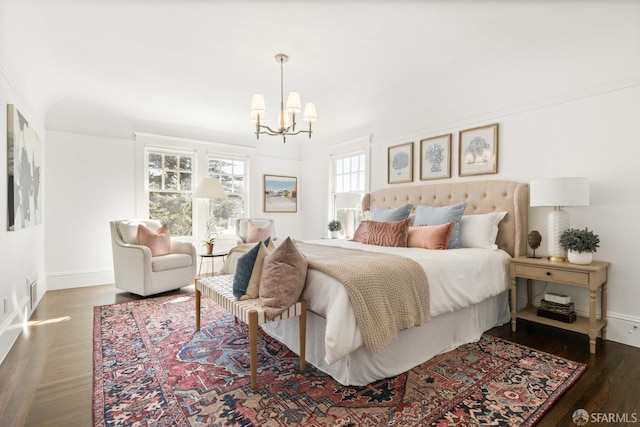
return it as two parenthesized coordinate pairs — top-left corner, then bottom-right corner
(195, 274), (307, 389)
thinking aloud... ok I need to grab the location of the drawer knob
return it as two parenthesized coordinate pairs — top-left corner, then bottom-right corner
(546, 271), (552, 276)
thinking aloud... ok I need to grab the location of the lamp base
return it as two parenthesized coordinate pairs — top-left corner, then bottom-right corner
(547, 256), (568, 262)
(547, 208), (569, 260)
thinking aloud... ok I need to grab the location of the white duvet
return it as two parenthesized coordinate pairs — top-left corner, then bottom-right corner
(300, 239), (511, 364)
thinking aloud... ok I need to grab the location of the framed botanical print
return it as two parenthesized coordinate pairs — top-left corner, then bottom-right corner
(420, 134), (451, 180)
(459, 123), (498, 176)
(264, 174), (297, 213)
(387, 142), (413, 184)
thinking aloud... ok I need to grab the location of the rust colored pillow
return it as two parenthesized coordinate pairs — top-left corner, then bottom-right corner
(363, 218), (410, 247)
(247, 220), (273, 243)
(407, 222), (454, 250)
(350, 221), (369, 242)
(259, 237), (308, 320)
(136, 224), (171, 256)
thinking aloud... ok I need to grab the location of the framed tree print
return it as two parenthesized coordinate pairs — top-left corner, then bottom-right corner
(264, 174), (297, 213)
(387, 142), (413, 184)
(420, 134), (451, 180)
(459, 123), (498, 176)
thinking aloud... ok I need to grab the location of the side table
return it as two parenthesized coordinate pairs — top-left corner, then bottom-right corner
(198, 251), (228, 277)
(510, 256), (610, 354)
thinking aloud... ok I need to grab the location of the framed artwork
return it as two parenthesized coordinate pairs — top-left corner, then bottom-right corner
(420, 134), (451, 180)
(459, 123), (498, 176)
(387, 142), (414, 184)
(264, 174), (297, 213)
(7, 104), (42, 231)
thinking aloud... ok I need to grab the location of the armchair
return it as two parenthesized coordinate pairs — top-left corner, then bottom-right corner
(110, 220), (197, 296)
(235, 218), (276, 245)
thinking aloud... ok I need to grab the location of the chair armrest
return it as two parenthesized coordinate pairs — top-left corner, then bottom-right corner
(171, 240), (196, 257)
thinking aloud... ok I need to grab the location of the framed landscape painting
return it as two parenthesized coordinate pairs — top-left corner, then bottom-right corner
(459, 123), (498, 176)
(264, 174), (297, 213)
(387, 142), (413, 184)
(420, 134), (451, 180)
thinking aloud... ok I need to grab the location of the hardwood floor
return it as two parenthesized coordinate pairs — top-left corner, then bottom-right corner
(1, 285), (639, 426)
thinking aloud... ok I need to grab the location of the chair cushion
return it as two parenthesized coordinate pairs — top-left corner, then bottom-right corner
(151, 253), (192, 272)
(259, 237), (308, 320)
(246, 220), (273, 243)
(137, 223), (171, 256)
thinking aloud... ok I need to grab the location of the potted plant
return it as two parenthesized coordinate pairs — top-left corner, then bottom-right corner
(328, 220), (342, 239)
(202, 236), (216, 254)
(559, 227), (600, 264)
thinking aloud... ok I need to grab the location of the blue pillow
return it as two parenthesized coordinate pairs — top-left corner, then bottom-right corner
(413, 202), (467, 249)
(370, 203), (412, 222)
(232, 242), (261, 299)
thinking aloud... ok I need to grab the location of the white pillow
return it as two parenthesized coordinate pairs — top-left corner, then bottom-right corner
(460, 212), (507, 250)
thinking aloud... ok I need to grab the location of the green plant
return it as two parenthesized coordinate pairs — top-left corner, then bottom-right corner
(559, 227), (600, 253)
(328, 220), (342, 232)
(202, 235), (217, 246)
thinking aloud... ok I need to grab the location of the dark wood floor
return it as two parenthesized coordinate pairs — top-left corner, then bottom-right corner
(1, 285), (638, 427)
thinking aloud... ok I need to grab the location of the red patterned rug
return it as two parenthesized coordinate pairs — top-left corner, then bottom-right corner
(93, 294), (585, 426)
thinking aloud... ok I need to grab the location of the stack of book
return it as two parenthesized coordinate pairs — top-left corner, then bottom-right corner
(537, 293), (576, 323)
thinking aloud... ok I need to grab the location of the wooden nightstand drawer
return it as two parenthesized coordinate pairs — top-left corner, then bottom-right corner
(514, 264), (589, 286)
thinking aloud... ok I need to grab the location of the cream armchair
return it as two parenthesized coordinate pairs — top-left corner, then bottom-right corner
(110, 220), (197, 296)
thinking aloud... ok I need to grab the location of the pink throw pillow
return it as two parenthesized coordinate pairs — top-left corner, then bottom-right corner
(136, 224), (171, 256)
(362, 218), (410, 247)
(407, 222), (454, 250)
(350, 221), (368, 242)
(246, 220), (273, 243)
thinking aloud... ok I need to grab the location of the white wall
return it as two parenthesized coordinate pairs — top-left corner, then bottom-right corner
(0, 66), (47, 363)
(304, 80), (640, 348)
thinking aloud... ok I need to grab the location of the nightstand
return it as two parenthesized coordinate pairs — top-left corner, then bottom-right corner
(510, 256), (610, 354)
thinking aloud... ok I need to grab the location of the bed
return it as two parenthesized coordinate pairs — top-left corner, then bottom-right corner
(232, 180), (528, 386)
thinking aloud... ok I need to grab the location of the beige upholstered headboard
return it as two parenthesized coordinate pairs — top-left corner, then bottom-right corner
(362, 180), (529, 258)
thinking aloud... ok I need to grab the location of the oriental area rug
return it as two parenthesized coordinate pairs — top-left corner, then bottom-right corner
(93, 294), (586, 426)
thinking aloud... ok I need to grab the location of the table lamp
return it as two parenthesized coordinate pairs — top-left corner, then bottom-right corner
(530, 177), (589, 262)
(193, 178), (228, 245)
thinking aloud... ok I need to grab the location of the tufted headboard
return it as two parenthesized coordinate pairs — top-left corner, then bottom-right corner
(362, 180), (529, 258)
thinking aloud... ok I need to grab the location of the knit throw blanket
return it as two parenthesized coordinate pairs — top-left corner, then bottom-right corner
(295, 241), (431, 354)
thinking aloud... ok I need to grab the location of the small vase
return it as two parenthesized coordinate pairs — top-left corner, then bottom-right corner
(568, 250), (592, 265)
(206, 244), (213, 254)
(330, 231), (340, 239)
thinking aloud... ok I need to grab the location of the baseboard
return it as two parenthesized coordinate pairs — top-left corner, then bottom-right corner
(0, 295), (30, 365)
(516, 295), (640, 349)
(46, 268), (114, 290)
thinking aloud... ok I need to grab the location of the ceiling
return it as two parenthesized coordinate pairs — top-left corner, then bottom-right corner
(1, 0), (638, 146)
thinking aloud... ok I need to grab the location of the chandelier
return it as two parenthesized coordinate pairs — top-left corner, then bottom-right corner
(250, 54), (317, 143)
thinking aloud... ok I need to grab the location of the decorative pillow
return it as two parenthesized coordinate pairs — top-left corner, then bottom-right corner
(259, 237), (308, 320)
(136, 224), (171, 256)
(232, 242), (262, 299)
(460, 212), (507, 250)
(407, 223), (454, 250)
(413, 202), (467, 249)
(370, 203), (412, 222)
(247, 220), (273, 243)
(350, 221), (369, 242)
(362, 218), (410, 247)
(241, 242), (273, 300)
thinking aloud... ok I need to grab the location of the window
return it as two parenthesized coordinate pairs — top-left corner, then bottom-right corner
(333, 152), (366, 237)
(207, 156), (247, 235)
(147, 149), (195, 236)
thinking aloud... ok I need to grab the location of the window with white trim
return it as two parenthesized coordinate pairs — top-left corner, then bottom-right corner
(333, 152), (366, 237)
(146, 149), (195, 236)
(207, 156), (247, 235)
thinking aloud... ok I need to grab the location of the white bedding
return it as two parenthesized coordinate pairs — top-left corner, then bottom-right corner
(297, 239), (511, 364)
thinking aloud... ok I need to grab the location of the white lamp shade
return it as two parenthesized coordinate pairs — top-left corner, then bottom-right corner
(530, 177), (589, 207)
(303, 103), (317, 122)
(193, 178), (228, 200)
(250, 94), (266, 113)
(335, 192), (362, 210)
(286, 91), (301, 113)
(249, 109), (265, 123)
